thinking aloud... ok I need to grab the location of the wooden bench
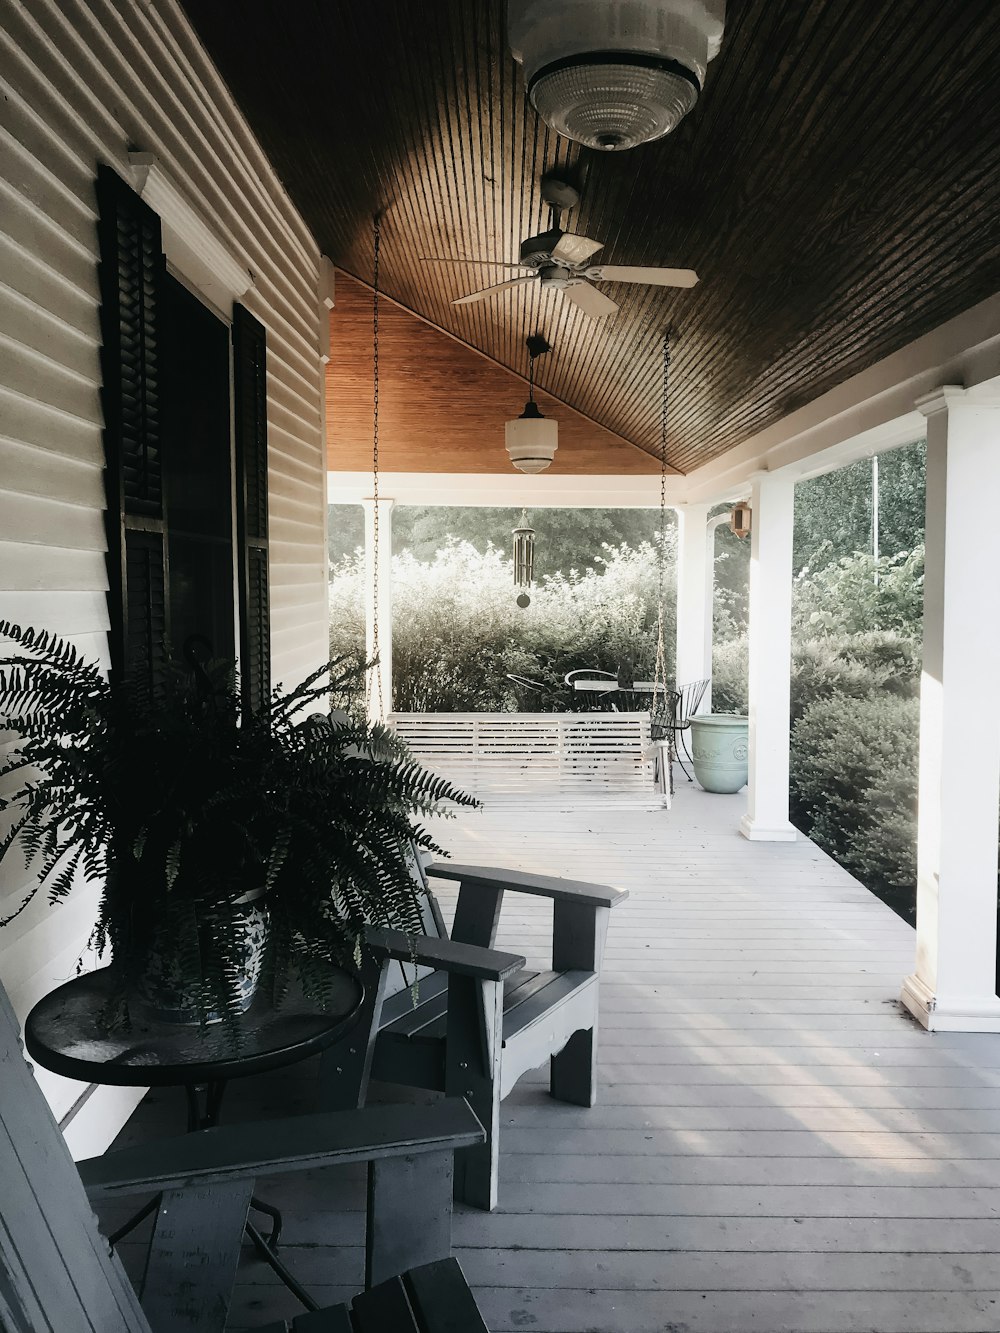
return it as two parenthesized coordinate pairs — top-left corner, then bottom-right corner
(0, 980), (490, 1332)
(322, 860), (628, 1210)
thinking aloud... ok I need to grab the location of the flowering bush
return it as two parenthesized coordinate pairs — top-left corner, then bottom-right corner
(329, 537), (677, 713)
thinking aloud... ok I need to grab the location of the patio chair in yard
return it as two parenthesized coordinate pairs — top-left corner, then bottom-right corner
(320, 857), (628, 1211)
(563, 667), (616, 710)
(0, 980), (491, 1333)
(660, 678), (710, 780)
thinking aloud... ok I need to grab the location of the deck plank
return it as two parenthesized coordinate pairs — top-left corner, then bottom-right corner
(95, 785), (1000, 1331)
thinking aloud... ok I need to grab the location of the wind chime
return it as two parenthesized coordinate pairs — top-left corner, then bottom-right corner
(650, 333), (673, 806)
(512, 509), (535, 608)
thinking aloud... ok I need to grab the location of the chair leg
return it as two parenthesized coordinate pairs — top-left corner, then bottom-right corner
(445, 975), (502, 1211)
(550, 1027), (596, 1107)
(674, 729), (694, 781)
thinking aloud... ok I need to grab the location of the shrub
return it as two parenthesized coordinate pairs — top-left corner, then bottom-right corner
(712, 634), (748, 712)
(792, 544), (924, 637)
(789, 631), (919, 723)
(330, 537), (677, 713)
(790, 693), (919, 910)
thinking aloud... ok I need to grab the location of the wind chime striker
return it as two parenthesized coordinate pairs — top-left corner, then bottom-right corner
(513, 509), (535, 608)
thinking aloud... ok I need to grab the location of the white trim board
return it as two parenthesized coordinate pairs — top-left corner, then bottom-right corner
(128, 153), (253, 314)
(327, 471), (673, 509)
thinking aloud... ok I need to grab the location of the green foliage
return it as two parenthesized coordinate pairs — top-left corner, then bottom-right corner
(329, 537), (676, 713)
(789, 631), (919, 723)
(793, 439), (926, 573)
(328, 503), (671, 576)
(793, 545), (924, 636)
(0, 623), (476, 1030)
(790, 693), (919, 909)
(711, 634), (749, 713)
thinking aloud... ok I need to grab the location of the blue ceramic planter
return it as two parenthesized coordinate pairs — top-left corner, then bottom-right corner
(690, 714), (749, 793)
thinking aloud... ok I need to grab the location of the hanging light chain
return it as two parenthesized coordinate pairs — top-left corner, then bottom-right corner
(369, 214), (383, 716)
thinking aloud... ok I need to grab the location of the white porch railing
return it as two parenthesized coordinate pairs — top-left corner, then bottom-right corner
(391, 711), (652, 799)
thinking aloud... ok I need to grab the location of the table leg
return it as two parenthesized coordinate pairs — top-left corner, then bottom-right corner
(244, 1221), (319, 1312)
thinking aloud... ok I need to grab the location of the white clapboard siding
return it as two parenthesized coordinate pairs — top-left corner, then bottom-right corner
(392, 712), (654, 803)
(0, 0), (329, 1151)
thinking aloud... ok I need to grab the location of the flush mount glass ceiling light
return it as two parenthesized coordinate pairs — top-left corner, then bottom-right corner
(506, 334), (558, 474)
(509, 0), (725, 152)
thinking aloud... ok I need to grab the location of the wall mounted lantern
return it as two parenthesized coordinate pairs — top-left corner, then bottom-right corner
(729, 499), (751, 538)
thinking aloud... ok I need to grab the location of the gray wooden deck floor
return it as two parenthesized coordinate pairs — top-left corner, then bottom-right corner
(100, 785), (1000, 1332)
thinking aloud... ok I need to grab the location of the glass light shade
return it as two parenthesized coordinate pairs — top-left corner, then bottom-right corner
(530, 61), (698, 151)
(505, 403), (559, 474)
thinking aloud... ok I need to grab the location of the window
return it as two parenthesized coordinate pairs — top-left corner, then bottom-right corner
(95, 165), (270, 709)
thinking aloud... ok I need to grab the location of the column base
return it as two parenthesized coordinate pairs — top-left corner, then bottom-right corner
(901, 972), (1000, 1032)
(739, 815), (797, 842)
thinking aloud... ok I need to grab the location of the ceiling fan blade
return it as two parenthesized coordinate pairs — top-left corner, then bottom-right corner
(550, 232), (604, 265)
(421, 256), (532, 270)
(562, 281), (619, 319)
(586, 265), (699, 288)
(452, 275), (537, 306)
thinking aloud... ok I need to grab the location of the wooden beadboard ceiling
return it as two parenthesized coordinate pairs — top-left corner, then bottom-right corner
(327, 273), (663, 474)
(183, 0), (1000, 474)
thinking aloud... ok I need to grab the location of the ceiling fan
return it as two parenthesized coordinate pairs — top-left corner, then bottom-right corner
(423, 178), (698, 320)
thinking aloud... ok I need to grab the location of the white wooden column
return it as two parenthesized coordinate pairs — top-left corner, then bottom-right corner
(675, 504), (712, 692)
(362, 497), (394, 723)
(740, 471), (797, 841)
(901, 386), (1000, 1031)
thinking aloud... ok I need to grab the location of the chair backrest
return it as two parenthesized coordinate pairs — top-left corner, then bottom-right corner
(563, 668), (616, 684)
(0, 982), (150, 1333)
(380, 846), (448, 1003)
(675, 678), (709, 725)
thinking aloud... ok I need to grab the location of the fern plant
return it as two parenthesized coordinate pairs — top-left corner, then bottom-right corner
(0, 622), (477, 1030)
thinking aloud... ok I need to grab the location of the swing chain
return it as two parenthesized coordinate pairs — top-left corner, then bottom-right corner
(369, 214), (383, 716)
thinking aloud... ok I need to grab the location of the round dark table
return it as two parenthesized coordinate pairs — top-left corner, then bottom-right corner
(25, 963), (364, 1308)
(25, 963), (364, 1100)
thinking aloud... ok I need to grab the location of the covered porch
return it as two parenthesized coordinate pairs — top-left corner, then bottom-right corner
(100, 783), (1000, 1331)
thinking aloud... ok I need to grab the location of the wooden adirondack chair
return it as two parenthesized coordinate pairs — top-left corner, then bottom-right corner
(321, 860), (628, 1210)
(0, 981), (490, 1333)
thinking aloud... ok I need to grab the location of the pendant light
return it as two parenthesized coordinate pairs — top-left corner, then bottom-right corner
(513, 509), (535, 608)
(506, 334), (558, 474)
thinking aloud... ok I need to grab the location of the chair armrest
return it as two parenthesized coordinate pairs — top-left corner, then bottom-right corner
(79, 1098), (485, 1201)
(366, 926), (525, 981)
(427, 863), (628, 908)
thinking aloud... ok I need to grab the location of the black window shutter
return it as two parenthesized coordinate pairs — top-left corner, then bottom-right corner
(96, 164), (168, 687)
(233, 304), (270, 714)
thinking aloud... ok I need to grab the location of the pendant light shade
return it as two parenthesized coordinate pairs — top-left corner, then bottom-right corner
(506, 401), (559, 474)
(506, 334), (558, 473)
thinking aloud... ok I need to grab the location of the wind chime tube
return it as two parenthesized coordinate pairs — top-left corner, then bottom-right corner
(512, 511), (535, 588)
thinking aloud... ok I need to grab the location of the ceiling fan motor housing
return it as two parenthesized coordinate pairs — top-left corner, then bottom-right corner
(508, 0), (725, 151)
